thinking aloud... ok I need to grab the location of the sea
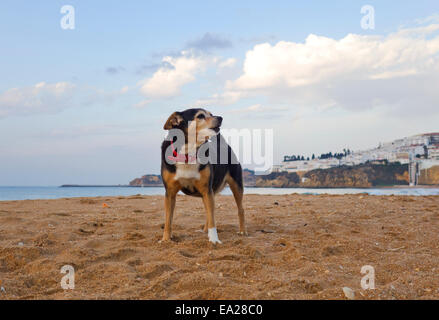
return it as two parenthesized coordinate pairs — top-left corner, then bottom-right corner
(1, 186), (439, 201)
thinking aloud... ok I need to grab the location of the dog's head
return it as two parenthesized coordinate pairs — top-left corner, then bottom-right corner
(164, 108), (222, 144)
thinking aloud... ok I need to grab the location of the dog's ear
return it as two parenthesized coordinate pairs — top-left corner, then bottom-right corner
(163, 112), (183, 130)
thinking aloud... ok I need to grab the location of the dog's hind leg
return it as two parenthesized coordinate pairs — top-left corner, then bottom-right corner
(226, 173), (246, 235)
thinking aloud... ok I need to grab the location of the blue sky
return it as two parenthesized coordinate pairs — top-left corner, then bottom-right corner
(0, 0), (438, 185)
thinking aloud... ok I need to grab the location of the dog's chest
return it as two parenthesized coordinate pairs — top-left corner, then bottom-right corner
(174, 163), (200, 188)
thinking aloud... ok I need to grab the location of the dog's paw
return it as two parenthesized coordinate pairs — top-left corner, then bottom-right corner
(159, 235), (173, 243)
(209, 239), (222, 245)
(208, 228), (222, 244)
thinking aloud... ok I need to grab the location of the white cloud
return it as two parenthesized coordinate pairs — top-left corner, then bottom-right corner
(224, 104), (288, 120)
(0, 82), (76, 118)
(222, 23), (439, 114)
(229, 104), (287, 114)
(414, 13), (439, 25)
(231, 26), (439, 90)
(0, 82), (134, 118)
(194, 90), (245, 107)
(138, 52), (237, 100)
(219, 58), (237, 69)
(134, 99), (150, 109)
(139, 51), (211, 98)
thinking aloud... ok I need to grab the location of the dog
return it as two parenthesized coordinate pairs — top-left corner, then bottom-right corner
(161, 108), (246, 244)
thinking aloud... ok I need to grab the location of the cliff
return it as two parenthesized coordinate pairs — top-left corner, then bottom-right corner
(242, 169), (256, 187)
(418, 165), (439, 185)
(129, 163), (411, 188)
(255, 162), (409, 188)
(129, 174), (163, 186)
(254, 171), (300, 187)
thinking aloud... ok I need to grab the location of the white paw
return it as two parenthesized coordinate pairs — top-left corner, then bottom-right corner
(208, 228), (222, 244)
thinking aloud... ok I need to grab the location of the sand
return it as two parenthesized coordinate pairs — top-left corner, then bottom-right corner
(0, 193), (438, 300)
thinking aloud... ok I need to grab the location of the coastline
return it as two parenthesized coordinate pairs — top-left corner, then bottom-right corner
(243, 184), (439, 189)
(1, 185), (439, 202)
(58, 184), (439, 189)
(59, 184), (150, 188)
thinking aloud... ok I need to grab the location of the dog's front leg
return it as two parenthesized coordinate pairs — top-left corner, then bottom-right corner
(162, 190), (177, 242)
(201, 192), (221, 244)
(194, 166), (221, 244)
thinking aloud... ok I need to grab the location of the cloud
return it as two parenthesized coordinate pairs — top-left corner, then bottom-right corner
(415, 13), (439, 25)
(186, 33), (232, 51)
(0, 82), (133, 118)
(46, 123), (151, 139)
(106, 66), (125, 75)
(221, 23), (439, 115)
(133, 99), (150, 109)
(135, 60), (175, 75)
(194, 90), (246, 107)
(231, 26), (439, 90)
(0, 82), (77, 118)
(136, 35), (235, 99)
(219, 58), (237, 69)
(227, 104), (288, 119)
(139, 51), (212, 98)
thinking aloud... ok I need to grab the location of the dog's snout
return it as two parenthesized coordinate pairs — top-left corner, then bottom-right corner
(216, 116), (223, 126)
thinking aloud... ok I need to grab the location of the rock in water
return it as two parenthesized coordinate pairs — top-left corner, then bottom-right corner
(342, 287), (355, 300)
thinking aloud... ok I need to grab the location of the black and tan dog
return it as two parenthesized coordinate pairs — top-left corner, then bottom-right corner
(161, 108), (245, 244)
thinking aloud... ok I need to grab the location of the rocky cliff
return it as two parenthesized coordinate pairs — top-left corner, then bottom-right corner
(254, 171), (300, 187)
(418, 165), (439, 185)
(129, 163), (411, 188)
(255, 163), (409, 188)
(242, 169), (256, 187)
(129, 174), (163, 186)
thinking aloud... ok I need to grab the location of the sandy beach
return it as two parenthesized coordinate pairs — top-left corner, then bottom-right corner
(0, 193), (438, 300)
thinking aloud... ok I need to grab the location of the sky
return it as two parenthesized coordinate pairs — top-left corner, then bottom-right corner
(0, 0), (439, 186)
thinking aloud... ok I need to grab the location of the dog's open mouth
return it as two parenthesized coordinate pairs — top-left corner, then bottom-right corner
(212, 127), (220, 133)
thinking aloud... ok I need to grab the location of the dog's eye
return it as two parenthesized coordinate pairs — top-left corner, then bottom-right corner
(197, 114), (205, 119)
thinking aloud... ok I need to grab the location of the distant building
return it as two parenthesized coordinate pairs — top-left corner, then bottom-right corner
(277, 132), (439, 173)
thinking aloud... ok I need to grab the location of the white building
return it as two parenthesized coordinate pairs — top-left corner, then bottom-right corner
(277, 132), (439, 173)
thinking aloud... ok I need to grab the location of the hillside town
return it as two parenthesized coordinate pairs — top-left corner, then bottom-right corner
(274, 133), (439, 186)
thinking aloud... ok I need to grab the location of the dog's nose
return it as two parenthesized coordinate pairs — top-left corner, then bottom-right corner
(217, 116), (223, 125)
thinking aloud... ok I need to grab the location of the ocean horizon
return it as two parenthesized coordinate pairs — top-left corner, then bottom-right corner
(1, 185), (439, 201)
